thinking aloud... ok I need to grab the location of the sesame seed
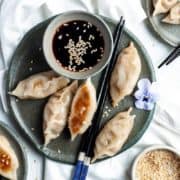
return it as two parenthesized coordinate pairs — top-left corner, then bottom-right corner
(58, 35), (63, 40)
(63, 23), (69, 26)
(29, 67), (32, 71)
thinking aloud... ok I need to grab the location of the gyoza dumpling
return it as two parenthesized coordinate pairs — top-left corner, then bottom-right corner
(68, 78), (97, 140)
(91, 108), (135, 163)
(110, 42), (141, 107)
(0, 135), (19, 180)
(10, 71), (70, 99)
(43, 81), (78, 145)
(162, 2), (180, 24)
(153, 0), (177, 16)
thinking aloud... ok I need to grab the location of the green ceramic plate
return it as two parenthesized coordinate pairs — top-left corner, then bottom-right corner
(6, 15), (156, 164)
(0, 121), (27, 180)
(145, 0), (180, 47)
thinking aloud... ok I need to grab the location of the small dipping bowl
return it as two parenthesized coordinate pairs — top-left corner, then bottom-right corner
(43, 11), (113, 79)
(131, 145), (180, 180)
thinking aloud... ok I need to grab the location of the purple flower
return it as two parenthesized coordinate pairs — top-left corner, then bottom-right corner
(134, 78), (159, 111)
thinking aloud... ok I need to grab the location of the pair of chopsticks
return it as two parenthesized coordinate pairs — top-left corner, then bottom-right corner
(72, 16), (125, 180)
(158, 44), (180, 68)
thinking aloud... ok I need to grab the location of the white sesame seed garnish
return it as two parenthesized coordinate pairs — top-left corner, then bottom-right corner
(58, 35), (63, 40)
(64, 37), (91, 68)
(31, 128), (35, 131)
(39, 47), (42, 51)
(29, 67), (32, 71)
(91, 49), (97, 54)
(76, 27), (79, 30)
(66, 34), (69, 37)
(30, 60), (33, 64)
(89, 35), (95, 41)
(83, 29), (86, 33)
(63, 23), (68, 26)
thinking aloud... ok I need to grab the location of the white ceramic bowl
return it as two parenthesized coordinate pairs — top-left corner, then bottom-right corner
(43, 11), (113, 79)
(131, 145), (180, 180)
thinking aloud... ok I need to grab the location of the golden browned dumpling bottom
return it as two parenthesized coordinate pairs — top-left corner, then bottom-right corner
(0, 148), (11, 172)
(71, 85), (90, 134)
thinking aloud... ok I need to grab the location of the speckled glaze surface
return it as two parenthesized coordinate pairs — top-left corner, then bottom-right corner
(145, 0), (180, 47)
(6, 15), (156, 164)
(0, 121), (27, 180)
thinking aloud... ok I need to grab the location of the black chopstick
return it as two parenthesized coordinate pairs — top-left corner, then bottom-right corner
(72, 16), (125, 180)
(158, 44), (180, 68)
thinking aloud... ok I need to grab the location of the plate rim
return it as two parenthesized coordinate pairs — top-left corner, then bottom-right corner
(6, 15), (156, 165)
(145, 0), (178, 47)
(0, 121), (28, 180)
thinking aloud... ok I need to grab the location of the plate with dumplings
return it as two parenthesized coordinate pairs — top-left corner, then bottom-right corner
(0, 121), (27, 180)
(6, 15), (155, 164)
(145, 0), (180, 46)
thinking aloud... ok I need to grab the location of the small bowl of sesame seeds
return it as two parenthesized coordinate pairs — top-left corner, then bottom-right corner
(132, 145), (180, 180)
(43, 11), (113, 79)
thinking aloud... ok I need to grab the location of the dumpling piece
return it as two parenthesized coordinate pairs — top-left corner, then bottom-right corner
(162, 2), (180, 24)
(110, 42), (141, 107)
(10, 71), (70, 99)
(153, 0), (177, 16)
(68, 78), (97, 140)
(43, 81), (78, 145)
(92, 108), (135, 163)
(0, 135), (19, 180)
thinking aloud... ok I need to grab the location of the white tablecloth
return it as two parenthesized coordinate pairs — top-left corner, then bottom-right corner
(0, 0), (180, 180)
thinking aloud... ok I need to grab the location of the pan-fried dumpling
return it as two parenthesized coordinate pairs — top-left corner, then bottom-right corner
(0, 135), (19, 180)
(91, 108), (135, 163)
(153, 0), (177, 16)
(43, 81), (78, 145)
(162, 2), (180, 24)
(10, 71), (70, 99)
(110, 42), (141, 107)
(68, 78), (97, 140)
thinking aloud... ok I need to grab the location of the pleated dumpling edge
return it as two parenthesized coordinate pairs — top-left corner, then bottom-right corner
(110, 42), (141, 107)
(91, 107), (135, 163)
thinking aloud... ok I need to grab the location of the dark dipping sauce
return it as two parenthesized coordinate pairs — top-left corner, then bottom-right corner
(53, 20), (104, 72)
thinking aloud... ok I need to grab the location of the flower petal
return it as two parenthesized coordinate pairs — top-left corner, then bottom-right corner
(134, 89), (144, 100)
(149, 92), (159, 102)
(135, 100), (154, 111)
(135, 100), (146, 109)
(137, 78), (151, 91)
(144, 102), (154, 110)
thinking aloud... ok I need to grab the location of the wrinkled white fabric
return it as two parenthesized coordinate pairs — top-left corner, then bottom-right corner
(0, 0), (180, 180)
